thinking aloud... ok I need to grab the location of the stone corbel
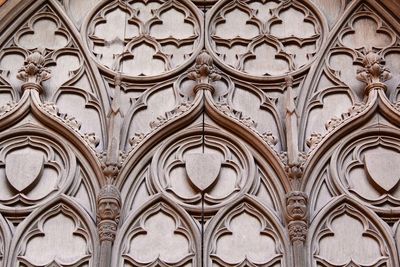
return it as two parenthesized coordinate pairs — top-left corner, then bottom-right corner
(96, 183), (122, 267)
(285, 191), (309, 267)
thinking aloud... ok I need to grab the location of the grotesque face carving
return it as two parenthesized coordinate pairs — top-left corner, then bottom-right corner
(96, 184), (121, 222)
(98, 198), (120, 221)
(286, 192), (308, 221)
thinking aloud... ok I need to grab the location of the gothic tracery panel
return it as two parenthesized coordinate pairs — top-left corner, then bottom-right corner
(9, 199), (97, 267)
(301, 3), (400, 149)
(206, 199), (287, 266)
(207, 0), (324, 78)
(310, 201), (397, 267)
(84, 0), (203, 79)
(1, 0), (400, 266)
(113, 198), (199, 267)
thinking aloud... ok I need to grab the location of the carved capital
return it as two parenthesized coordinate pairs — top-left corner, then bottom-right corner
(187, 50), (220, 93)
(96, 184), (121, 242)
(98, 220), (118, 242)
(17, 51), (51, 93)
(288, 220), (308, 243)
(356, 51), (392, 94)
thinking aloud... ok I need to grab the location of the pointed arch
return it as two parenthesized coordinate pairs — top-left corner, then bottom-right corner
(205, 195), (289, 266)
(307, 195), (399, 266)
(0, 98), (101, 216)
(7, 195), (99, 267)
(112, 194), (200, 267)
(303, 89), (400, 192)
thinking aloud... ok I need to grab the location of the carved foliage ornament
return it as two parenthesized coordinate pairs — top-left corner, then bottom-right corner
(16, 51), (51, 93)
(356, 50), (392, 94)
(0, 4), (105, 151)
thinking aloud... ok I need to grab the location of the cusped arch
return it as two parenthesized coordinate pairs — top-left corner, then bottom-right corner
(205, 0), (328, 82)
(205, 195), (289, 266)
(81, 0), (204, 82)
(307, 196), (399, 266)
(0, 106), (101, 216)
(112, 194), (200, 267)
(0, 87), (105, 186)
(303, 88), (400, 192)
(7, 195), (99, 267)
(119, 113), (289, 219)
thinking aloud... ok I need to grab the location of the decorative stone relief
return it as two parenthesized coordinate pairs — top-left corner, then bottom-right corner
(1, 0), (400, 266)
(0, 134), (75, 213)
(96, 184), (121, 242)
(14, 203), (93, 266)
(0, 3), (107, 150)
(332, 134), (400, 214)
(207, 0), (323, 78)
(85, 0), (202, 78)
(117, 201), (196, 266)
(212, 76), (283, 151)
(313, 203), (393, 266)
(208, 201), (285, 266)
(285, 191), (308, 242)
(303, 4), (399, 147)
(16, 50), (51, 94)
(150, 128), (254, 214)
(356, 50), (392, 94)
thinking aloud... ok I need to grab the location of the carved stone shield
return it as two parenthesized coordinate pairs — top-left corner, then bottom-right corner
(5, 150), (44, 192)
(364, 148), (400, 192)
(185, 153), (221, 192)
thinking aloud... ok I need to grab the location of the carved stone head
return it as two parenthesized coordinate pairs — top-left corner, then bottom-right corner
(97, 184), (121, 223)
(286, 191), (308, 221)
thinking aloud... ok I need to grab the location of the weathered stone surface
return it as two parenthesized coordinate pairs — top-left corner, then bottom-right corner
(0, 0), (399, 266)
